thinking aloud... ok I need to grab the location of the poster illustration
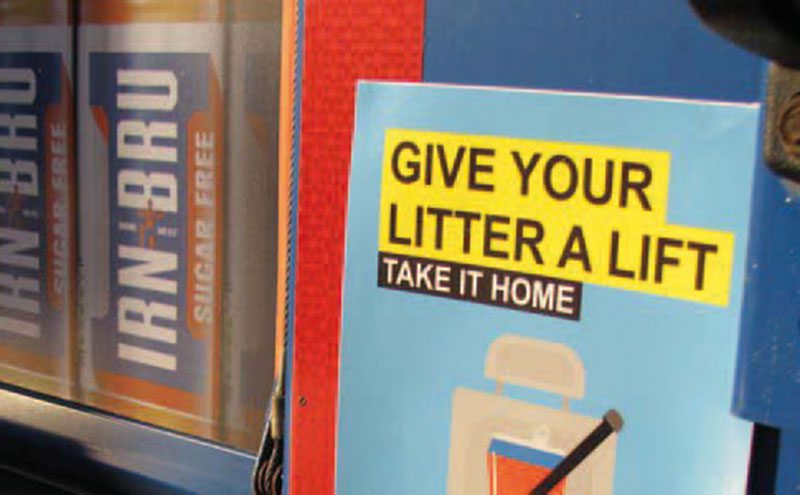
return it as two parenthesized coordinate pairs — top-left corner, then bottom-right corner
(337, 82), (760, 494)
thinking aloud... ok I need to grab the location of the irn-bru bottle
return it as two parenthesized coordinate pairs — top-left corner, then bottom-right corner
(222, 0), (282, 452)
(78, 0), (225, 440)
(0, 0), (77, 400)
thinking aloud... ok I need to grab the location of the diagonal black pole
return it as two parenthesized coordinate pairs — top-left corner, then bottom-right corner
(530, 409), (624, 495)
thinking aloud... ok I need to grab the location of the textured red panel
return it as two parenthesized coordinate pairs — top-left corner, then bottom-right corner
(290, 0), (425, 493)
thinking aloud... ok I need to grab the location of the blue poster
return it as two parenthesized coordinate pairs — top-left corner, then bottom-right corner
(338, 82), (760, 494)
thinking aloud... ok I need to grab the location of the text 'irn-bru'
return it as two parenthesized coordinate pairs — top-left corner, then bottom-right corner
(78, 0), (283, 451)
(0, 1), (76, 399)
(79, 4), (224, 437)
(90, 56), (220, 388)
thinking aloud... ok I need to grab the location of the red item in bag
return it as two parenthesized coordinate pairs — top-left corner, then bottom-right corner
(488, 437), (566, 495)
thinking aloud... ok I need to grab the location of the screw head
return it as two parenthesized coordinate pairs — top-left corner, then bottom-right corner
(779, 94), (800, 160)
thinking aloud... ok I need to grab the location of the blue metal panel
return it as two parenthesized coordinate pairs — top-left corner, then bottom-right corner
(733, 100), (800, 494)
(734, 158), (800, 429)
(424, 0), (762, 102)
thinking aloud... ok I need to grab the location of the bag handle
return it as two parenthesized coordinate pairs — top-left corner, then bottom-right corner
(486, 335), (585, 411)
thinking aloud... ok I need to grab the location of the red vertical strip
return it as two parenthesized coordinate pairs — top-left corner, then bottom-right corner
(291, 1), (425, 493)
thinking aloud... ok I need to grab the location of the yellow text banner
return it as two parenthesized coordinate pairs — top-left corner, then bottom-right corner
(378, 129), (734, 306)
